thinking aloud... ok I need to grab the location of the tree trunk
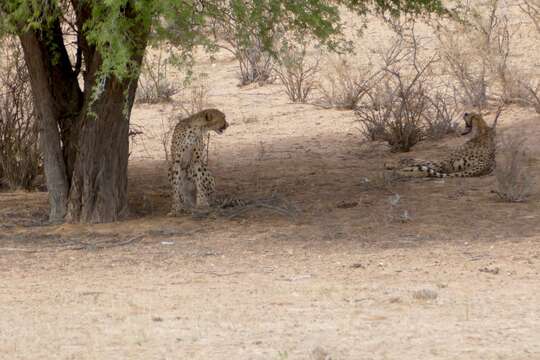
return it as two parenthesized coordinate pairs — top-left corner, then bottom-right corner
(66, 75), (139, 223)
(16, 3), (147, 223)
(19, 26), (83, 223)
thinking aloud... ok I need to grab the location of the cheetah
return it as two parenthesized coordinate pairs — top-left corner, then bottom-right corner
(385, 112), (496, 178)
(168, 108), (243, 216)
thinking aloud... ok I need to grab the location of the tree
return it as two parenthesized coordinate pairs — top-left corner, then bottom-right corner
(0, 0), (447, 224)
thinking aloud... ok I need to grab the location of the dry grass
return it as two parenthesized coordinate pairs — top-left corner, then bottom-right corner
(494, 132), (534, 202)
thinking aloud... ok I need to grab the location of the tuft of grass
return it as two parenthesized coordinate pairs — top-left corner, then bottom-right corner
(494, 133), (534, 202)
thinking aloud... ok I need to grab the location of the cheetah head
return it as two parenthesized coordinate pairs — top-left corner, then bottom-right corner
(461, 112), (487, 136)
(199, 108), (228, 134)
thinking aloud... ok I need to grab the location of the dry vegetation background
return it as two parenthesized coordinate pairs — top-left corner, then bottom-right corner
(1, 1), (540, 359)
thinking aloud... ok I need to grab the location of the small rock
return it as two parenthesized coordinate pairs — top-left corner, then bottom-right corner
(336, 201), (359, 209)
(311, 346), (332, 360)
(479, 266), (500, 275)
(412, 289), (438, 301)
(350, 262), (365, 269)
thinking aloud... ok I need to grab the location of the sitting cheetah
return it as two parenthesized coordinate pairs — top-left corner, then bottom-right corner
(168, 108), (243, 215)
(385, 112), (496, 178)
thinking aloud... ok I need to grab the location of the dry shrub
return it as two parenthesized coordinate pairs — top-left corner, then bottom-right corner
(495, 133), (534, 202)
(275, 44), (319, 103)
(0, 38), (41, 190)
(357, 77), (426, 152)
(236, 39), (274, 86)
(356, 36), (435, 152)
(357, 20), (466, 151)
(319, 57), (379, 110)
(136, 46), (178, 104)
(436, 29), (490, 110)
(520, 0), (540, 33)
(435, 0), (532, 110)
(423, 90), (460, 139)
(486, 8), (531, 107)
(210, 12), (275, 86)
(436, 0), (538, 111)
(500, 71), (537, 107)
(522, 80), (540, 114)
(434, 0), (513, 110)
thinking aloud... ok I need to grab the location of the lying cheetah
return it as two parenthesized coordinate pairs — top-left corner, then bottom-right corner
(168, 108), (243, 215)
(385, 112), (496, 178)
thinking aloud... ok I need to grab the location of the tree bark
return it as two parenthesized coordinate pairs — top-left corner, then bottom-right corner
(65, 74), (140, 223)
(19, 23), (83, 222)
(15, 2), (148, 223)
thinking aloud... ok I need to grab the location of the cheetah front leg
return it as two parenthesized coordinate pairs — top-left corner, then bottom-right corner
(168, 163), (196, 216)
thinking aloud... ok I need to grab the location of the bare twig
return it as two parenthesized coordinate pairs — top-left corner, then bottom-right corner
(0, 235), (146, 253)
(218, 194), (299, 219)
(491, 103), (505, 130)
(193, 271), (246, 277)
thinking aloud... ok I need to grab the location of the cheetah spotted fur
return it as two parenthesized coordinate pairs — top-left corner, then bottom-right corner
(168, 109), (244, 216)
(385, 112), (496, 178)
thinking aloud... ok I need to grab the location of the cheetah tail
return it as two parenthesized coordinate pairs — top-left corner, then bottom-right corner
(213, 196), (250, 209)
(399, 165), (449, 178)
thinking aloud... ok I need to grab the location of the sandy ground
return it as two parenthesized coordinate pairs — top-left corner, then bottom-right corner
(1, 4), (540, 359)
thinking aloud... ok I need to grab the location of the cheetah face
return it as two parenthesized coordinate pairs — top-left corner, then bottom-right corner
(204, 109), (228, 135)
(461, 112), (473, 135)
